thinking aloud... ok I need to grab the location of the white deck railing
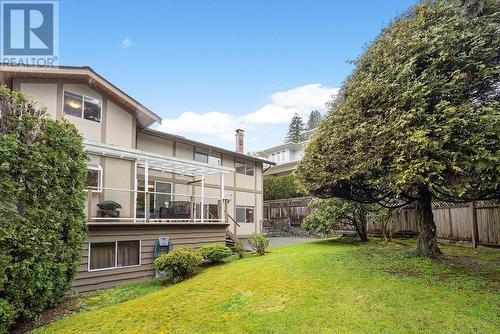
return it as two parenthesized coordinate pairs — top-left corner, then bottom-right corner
(86, 186), (228, 224)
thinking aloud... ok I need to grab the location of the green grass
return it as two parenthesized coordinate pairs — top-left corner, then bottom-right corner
(35, 239), (499, 333)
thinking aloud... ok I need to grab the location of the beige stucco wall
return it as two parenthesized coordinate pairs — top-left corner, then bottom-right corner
(175, 142), (194, 160)
(235, 172), (255, 190)
(137, 133), (174, 156)
(14, 79), (265, 236)
(19, 82), (58, 119)
(106, 101), (133, 148)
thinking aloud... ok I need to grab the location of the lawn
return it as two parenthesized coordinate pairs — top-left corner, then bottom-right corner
(35, 239), (499, 333)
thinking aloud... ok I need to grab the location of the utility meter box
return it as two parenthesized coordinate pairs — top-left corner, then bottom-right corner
(158, 237), (170, 246)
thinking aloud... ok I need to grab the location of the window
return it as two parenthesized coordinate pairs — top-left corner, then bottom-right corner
(235, 161), (246, 174)
(235, 161), (254, 176)
(195, 203), (219, 220)
(154, 181), (172, 215)
(136, 180), (172, 219)
(195, 152), (208, 163)
(236, 206), (255, 223)
(195, 151), (221, 166)
(89, 240), (140, 271)
(86, 163), (102, 192)
(64, 91), (101, 122)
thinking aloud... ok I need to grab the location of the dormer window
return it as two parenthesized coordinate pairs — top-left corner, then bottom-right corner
(64, 91), (102, 122)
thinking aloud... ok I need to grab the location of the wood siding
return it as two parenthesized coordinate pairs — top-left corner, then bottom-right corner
(74, 223), (228, 293)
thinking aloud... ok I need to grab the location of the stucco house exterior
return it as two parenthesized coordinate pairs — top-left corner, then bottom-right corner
(258, 128), (315, 178)
(0, 65), (273, 292)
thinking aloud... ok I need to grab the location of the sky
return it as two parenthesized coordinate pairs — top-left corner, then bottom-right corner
(58, 0), (418, 152)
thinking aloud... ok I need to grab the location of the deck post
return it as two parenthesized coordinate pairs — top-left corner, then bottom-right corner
(201, 173), (205, 223)
(220, 173), (225, 222)
(133, 161), (137, 223)
(87, 190), (92, 221)
(144, 161), (149, 222)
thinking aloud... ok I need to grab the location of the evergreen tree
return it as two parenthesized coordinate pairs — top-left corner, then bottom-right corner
(285, 113), (305, 143)
(297, 0), (500, 258)
(307, 110), (323, 130)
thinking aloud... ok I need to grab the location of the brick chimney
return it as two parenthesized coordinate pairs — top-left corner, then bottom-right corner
(235, 129), (244, 154)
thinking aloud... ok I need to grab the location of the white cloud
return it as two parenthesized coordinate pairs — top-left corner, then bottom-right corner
(121, 37), (134, 47)
(158, 111), (241, 141)
(243, 83), (339, 124)
(157, 83), (339, 145)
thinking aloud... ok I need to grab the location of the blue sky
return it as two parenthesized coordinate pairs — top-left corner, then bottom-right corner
(59, 0), (418, 152)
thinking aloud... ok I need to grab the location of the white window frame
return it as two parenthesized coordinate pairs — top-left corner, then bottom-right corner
(63, 90), (102, 123)
(88, 240), (142, 272)
(86, 163), (103, 193)
(235, 205), (255, 224)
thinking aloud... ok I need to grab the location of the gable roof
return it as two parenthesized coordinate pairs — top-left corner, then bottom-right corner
(0, 65), (161, 129)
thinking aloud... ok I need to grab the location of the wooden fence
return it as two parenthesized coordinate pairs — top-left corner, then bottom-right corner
(263, 198), (500, 247)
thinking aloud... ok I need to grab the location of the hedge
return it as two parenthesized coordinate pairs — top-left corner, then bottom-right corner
(0, 86), (88, 332)
(263, 174), (306, 200)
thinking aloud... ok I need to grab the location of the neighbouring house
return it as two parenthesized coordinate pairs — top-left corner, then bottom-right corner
(258, 129), (316, 225)
(0, 65), (274, 292)
(258, 128), (315, 178)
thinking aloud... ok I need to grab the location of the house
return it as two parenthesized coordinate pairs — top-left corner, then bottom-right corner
(258, 128), (315, 178)
(0, 65), (274, 292)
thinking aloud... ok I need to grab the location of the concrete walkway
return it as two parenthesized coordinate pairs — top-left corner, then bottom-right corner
(268, 237), (318, 248)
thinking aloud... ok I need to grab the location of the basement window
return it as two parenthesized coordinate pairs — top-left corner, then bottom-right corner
(64, 91), (102, 122)
(89, 240), (141, 271)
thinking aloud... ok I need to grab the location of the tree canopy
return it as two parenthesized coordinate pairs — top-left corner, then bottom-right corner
(296, 0), (499, 257)
(285, 113), (305, 143)
(0, 87), (88, 331)
(264, 174), (306, 200)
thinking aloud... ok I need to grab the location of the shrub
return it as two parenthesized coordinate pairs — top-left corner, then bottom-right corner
(0, 86), (88, 332)
(264, 174), (306, 200)
(234, 242), (246, 259)
(154, 248), (203, 280)
(200, 244), (232, 264)
(248, 234), (270, 255)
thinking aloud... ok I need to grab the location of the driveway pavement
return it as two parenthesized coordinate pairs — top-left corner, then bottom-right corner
(268, 237), (318, 248)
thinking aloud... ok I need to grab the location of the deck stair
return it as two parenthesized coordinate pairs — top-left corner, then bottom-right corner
(224, 211), (240, 252)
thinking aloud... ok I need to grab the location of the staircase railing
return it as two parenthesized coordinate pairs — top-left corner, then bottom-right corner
(225, 228), (240, 244)
(225, 211), (240, 227)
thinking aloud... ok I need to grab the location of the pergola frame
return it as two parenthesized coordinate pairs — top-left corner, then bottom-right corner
(84, 140), (233, 223)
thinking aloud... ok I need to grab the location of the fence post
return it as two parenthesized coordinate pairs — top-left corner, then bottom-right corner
(469, 201), (478, 248)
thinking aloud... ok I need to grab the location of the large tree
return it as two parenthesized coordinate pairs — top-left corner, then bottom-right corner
(307, 110), (323, 130)
(285, 113), (305, 143)
(296, 0), (499, 258)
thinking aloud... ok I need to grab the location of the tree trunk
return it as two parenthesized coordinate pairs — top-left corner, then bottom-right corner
(416, 189), (441, 258)
(354, 204), (369, 242)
